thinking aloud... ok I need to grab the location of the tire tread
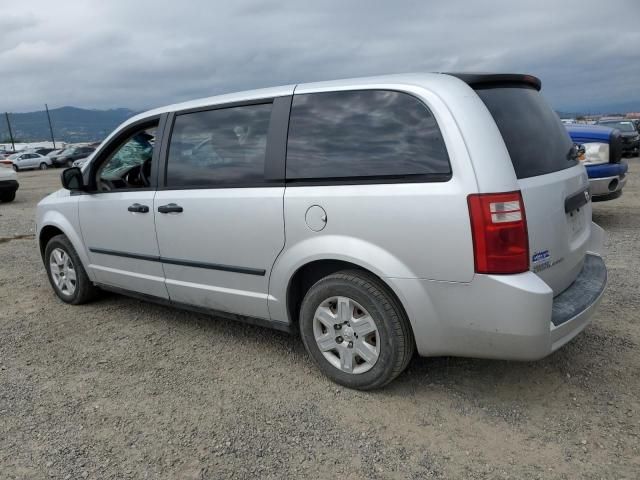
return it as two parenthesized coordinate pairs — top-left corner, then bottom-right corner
(300, 269), (415, 390)
(45, 234), (99, 305)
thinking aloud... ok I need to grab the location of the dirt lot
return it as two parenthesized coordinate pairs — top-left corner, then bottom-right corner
(1, 162), (639, 480)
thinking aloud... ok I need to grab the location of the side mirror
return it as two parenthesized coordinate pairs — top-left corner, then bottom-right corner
(61, 167), (84, 191)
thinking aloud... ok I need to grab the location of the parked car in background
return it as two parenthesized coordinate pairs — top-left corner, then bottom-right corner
(596, 120), (639, 157)
(51, 146), (96, 168)
(31, 147), (55, 156)
(46, 148), (66, 164)
(0, 165), (19, 202)
(72, 154), (94, 169)
(566, 124), (627, 201)
(10, 152), (52, 171)
(37, 73), (607, 389)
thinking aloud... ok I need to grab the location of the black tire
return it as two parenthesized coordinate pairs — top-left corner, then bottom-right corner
(12, 164), (18, 172)
(299, 270), (415, 390)
(44, 234), (98, 304)
(39, 162), (48, 170)
(0, 191), (16, 202)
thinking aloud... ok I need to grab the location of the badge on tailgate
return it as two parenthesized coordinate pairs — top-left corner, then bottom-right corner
(565, 187), (591, 213)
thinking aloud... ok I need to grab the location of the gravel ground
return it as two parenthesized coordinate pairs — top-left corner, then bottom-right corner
(1, 162), (639, 479)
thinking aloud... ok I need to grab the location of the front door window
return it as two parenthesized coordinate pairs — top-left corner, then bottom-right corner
(96, 125), (157, 191)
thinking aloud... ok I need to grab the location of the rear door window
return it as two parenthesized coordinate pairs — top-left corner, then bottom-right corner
(286, 90), (450, 181)
(166, 103), (272, 188)
(475, 87), (575, 179)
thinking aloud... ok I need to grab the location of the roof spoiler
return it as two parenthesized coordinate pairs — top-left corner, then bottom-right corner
(443, 73), (542, 91)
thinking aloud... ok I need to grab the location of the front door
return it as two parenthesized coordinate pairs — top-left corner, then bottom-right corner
(78, 118), (168, 299)
(153, 101), (286, 320)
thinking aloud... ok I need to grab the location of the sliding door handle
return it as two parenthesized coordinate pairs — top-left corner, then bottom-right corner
(158, 203), (183, 214)
(127, 203), (149, 213)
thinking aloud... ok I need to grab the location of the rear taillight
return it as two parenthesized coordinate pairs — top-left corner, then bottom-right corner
(467, 191), (529, 274)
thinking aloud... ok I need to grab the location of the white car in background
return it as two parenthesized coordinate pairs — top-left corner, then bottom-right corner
(9, 152), (53, 171)
(0, 165), (19, 202)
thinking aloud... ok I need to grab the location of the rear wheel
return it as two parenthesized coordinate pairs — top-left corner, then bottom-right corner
(299, 270), (414, 390)
(44, 234), (98, 304)
(39, 162), (48, 170)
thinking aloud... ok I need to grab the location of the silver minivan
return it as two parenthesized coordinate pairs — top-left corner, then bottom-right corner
(37, 73), (607, 389)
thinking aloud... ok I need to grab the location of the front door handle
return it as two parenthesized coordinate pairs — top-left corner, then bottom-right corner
(128, 203), (149, 213)
(158, 203), (183, 214)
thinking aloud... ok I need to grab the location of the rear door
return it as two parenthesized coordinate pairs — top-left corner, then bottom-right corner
(153, 97), (290, 320)
(475, 86), (590, 294)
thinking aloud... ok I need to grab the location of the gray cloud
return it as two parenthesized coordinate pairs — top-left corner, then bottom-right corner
(1, 0), (639, 112)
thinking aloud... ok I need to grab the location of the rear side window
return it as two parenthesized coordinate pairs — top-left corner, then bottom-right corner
(475, 87), (575, 179)
(286, 90), (450, 181)
(166, 103), (272, 188)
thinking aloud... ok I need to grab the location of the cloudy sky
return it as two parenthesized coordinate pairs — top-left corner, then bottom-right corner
(1, 0), (639, 113)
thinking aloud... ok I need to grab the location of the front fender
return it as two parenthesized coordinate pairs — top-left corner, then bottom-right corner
(38, 206), (94, 282)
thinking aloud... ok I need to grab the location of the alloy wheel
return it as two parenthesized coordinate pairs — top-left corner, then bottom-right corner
(49, 248), (77, 296)
(313, 296), (380, 374)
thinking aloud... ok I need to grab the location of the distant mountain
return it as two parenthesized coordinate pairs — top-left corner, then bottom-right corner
(557, 100), (640, 117)
(0, 107), (137, 143)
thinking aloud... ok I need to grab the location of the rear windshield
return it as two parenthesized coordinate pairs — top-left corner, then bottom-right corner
(475, 87), (575, 179)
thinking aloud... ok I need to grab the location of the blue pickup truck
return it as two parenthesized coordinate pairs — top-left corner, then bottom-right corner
(566, 124), (628, 201)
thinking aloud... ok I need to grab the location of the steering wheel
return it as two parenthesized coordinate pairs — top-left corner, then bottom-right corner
(138, 157), (152, 187)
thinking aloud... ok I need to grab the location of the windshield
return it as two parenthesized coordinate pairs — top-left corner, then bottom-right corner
(475, 86), (575, 179)
(599, 121), (635, 132)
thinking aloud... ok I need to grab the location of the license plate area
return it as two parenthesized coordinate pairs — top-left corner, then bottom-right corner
(567, 207), (586, 238)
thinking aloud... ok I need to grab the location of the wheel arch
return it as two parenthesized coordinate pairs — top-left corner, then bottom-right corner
(37, 212), (95, 282)
(39, 225), (65, 260)
(283, 258), (413, 340)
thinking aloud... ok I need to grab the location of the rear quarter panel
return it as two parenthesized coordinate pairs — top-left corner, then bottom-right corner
(268, 76), (484, 323)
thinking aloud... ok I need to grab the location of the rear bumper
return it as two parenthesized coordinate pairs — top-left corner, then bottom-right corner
(389, 253), (607, 360)
(589, 174), (627, 197)
(0, 179), (19, 193)
(550, 254), (607, 351)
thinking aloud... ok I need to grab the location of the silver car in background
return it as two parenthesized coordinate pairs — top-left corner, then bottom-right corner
(36, 73), (607, 389)
(10, 151), (52, 171)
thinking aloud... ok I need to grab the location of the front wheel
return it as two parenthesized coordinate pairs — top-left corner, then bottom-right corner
(12, 164), (18, 172)
(39, 162), (48, 170)
(44, 234), (98, 304)
(299, 270), (414, 390)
